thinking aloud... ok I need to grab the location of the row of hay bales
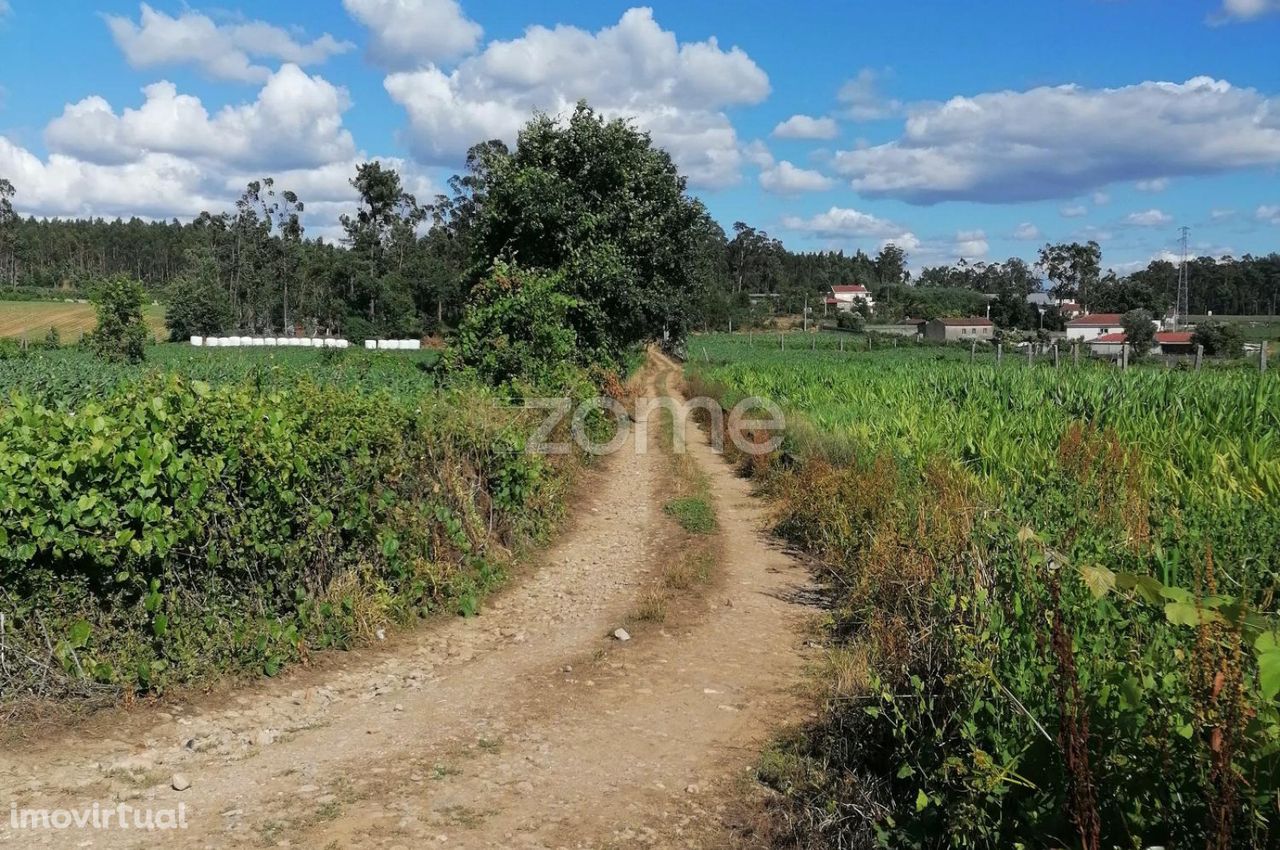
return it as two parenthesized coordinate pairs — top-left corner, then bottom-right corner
(190, 336), (351, 348)
(362, 339), (423, 350)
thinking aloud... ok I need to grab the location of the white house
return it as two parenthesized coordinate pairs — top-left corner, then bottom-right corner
(824, 284), (875, 314)
(1065, 313), (1155, 342)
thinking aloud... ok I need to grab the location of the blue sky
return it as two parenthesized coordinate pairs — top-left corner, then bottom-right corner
(1, 0), (1277, 274)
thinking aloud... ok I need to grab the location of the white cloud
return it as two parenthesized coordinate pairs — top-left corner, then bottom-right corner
(742, 140), (774, 168)
(1258, 204), (1280, 224)
(104, 3), (351, 83)
(772, 114), (838, 140)
(1092, 191), (1111, 205)
(1211, 208), (1237, 221)
(1214, 0), (1280, 20)
(831, 77), (1280, 204)
(837, 68), (901, 121)
(1013, 222), (1042, 240)
(45, 65), (356, 172)
(759, 161), (834, 194)
(3, 66), (430, 231)
(382, 8), (770, 189)
(342, 0), (482, 68)
(0, 1), (11, 19)
(1136, 177), (1169, 192)
(955, 229), (988, 259)
(1125, 208), (1174, 227)
(1060, 204), (1088, 218)
(781, 206), (911, 240)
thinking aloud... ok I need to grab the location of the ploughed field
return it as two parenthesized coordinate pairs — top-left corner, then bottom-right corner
(685, 332), (1280, 849)
(0, 299), (167, 341)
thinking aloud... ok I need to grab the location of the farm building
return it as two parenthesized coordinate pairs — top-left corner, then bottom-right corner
(1066, 313), (1160, 342)
(874, 318), (927, 337)
(1090, 332), (1129, 357)
(1066, 313), (1125, 341)
(824, 284), (875, 314)
(1089, 330), (1198, 357)
(924, 317), (994, 342)
(1154, 330), (1196, 354)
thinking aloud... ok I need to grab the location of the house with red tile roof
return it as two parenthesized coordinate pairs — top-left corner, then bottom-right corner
(825, 284), (875, 314)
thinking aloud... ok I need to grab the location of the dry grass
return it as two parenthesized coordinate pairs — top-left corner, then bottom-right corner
(0, 301), (167, 341)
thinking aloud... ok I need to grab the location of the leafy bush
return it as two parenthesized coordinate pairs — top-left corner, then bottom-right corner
(90, 275), (148, 363)
(0, 361), (577, 703)
(835, 311), (865, 333)
(41, 326), (60, 350)
(165, 258), (232, 341)
(1122, 308), (1156, 359)
(452, 262), (584, 389)
(1193, 320), (1245, 358)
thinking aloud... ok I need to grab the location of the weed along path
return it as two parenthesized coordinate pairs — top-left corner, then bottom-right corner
(1, 353), (815, 850)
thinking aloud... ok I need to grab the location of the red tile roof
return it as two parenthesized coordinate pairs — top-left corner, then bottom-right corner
(1093, 332), (1127, 343)
(933, 317), (994, 326)
(1067, 313), (1124, 326)
(831, 284), (869, 294)
(1155, 331), (1194, 344)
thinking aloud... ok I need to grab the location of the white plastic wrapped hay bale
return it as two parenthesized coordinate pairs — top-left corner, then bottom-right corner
(190, 336), (204, 347)
(364, 339), (376, 350)
(406, 339), (422, 351)
(337, 339), (350, 349)
(264, 337), (276, 346)
(311, 338), (325, 348)
(323, 338), (337, 348)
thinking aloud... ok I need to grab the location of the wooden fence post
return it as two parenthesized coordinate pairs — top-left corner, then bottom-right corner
(1073, 342), (1079, 366)
(1195, 344), (1203, 371)
(1027, 344), (1033, 366)
(1053, 344), (1060, 368)
(1262, 342), (1269, 373)
(970, 340), (976, 362)
(1121, 343), (1129, 371)
(839, 337), (844, 353)
(996, 343), (1003, 364)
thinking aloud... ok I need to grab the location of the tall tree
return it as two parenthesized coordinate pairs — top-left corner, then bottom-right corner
(472, 102), (711, 354)
(0, 178), (15, 287)
(873, 244), (910, 286)
(1038, 241), (1101, 307)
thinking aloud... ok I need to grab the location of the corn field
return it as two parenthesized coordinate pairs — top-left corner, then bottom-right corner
(688, 333), (1280, 849)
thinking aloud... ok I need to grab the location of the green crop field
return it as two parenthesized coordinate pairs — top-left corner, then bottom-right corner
(0, 299), (168, 341)
(686, 333), (1280, 848)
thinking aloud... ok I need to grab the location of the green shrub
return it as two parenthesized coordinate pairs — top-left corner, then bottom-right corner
(90, 275), (148, 363)
(0, 369), (573, 701)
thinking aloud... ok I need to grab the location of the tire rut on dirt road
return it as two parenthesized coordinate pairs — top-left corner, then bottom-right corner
(1, 353), (816, 849)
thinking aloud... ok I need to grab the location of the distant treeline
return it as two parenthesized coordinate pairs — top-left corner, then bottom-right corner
(1, 175), (1277, 339)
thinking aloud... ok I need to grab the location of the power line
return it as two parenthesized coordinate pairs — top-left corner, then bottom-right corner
(1175, 226), (1190, 330)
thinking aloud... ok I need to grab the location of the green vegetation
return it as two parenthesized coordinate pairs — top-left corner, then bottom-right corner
(0, 102), (705, 713)
(0, 346), (578, 702)
(89, 275), (149, 363)
(687, 333), (1280, 849)
(663, 496), (716, 534)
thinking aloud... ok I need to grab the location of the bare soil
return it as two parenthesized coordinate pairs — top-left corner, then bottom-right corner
(0, 353), (816, 849)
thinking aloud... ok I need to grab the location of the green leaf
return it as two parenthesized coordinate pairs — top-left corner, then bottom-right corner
(915, 788), (929, 812)
(1258, 649), (1280, 701)
(68, 620), (91, 649)
(1080, 564), (1116, 600)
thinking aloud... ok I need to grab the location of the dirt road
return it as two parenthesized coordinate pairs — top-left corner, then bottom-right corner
(0, 354), (815, 849)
